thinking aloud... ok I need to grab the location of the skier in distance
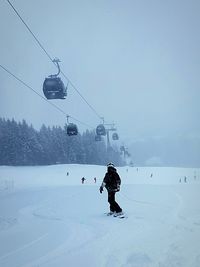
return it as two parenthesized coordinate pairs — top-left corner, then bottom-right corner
(99, 163), (123, 216)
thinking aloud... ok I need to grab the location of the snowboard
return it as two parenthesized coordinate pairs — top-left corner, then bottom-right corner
(104, 212), (127, 219)
(113, 213), (127, 219)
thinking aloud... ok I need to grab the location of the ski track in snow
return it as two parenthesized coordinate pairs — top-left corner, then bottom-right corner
(0, 233), (49, 261)
(0, 165), (200, 267)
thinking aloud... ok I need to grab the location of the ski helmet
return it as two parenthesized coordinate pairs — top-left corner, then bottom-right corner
(107, 162), (115, 168)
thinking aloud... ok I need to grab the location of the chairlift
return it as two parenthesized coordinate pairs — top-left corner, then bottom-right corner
(96, 124), (106, 136)
(43, 58), (67, 100)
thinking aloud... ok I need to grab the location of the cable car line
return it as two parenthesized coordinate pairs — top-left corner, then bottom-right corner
(60, 70), (102, 119)
(1, 63), (121, 146)
(6, 0), (54, 63)
(0, 64), (93, 129)
(4, 1), (122, 145)
(5, 0), (102, 120)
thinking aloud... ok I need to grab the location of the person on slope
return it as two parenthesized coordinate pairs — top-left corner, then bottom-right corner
(99, 163), (123, 216)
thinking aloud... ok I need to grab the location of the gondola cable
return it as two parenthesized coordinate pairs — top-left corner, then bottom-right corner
(6, 0), (54, 63)
(5, 0), (102, 120)
(0, 64), (93, 129)
(5, 0), (121, 142)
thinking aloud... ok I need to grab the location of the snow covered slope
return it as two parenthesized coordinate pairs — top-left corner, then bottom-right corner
(0, 164), (200, 267)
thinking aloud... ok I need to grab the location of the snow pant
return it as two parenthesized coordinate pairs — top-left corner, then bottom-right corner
(108, 191), (122, 213)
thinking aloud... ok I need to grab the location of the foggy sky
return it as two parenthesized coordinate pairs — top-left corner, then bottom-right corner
(0, 0), (200, 166)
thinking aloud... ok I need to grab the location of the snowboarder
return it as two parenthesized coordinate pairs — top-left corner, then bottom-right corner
(99, 163), (123, 216)
(81, 177), (86, 184)
(94, 177), (97, 183)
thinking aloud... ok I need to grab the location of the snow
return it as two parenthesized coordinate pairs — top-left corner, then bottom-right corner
(0, 164), (200, 267)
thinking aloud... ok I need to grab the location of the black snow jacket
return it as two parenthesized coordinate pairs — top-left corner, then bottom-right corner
(103, 168), (121, 192)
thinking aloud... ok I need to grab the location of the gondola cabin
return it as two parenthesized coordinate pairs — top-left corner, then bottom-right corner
(67, 123), (78, 136)
(112, 132), (119, 140)
(96, 124), (106, 136)
(95, 135), (101, 141)
(43, 77), (67, 100)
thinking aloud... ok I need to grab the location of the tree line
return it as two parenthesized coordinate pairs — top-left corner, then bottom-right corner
(0, 118), (123, 166)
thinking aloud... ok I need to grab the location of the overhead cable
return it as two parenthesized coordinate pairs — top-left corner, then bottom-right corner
(6, 0), (102, 120)
(0, 64), (93, 129)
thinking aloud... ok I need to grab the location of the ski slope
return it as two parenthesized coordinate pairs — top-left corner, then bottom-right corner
(0, 164), (200, 267)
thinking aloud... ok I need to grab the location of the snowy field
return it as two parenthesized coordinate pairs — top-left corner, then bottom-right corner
(0, 164), (200, 267)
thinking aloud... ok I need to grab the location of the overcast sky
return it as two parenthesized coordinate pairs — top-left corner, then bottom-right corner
(0, 0), (200, 146)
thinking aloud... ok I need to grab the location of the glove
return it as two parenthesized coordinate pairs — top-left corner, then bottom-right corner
(99, 186), (103, 194)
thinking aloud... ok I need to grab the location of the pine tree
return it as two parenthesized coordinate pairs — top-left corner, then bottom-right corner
(0, 117), (124, 166)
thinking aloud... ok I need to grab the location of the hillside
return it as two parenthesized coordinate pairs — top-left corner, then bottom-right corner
(0, 164), (200, 267)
